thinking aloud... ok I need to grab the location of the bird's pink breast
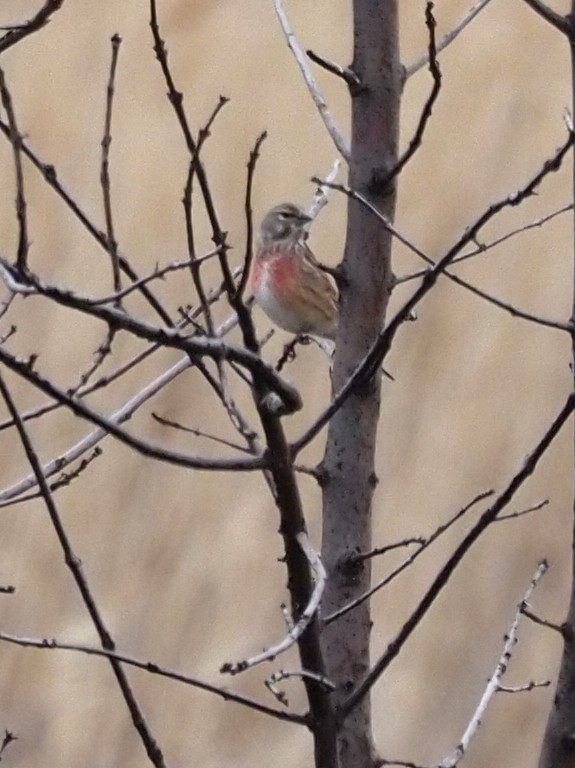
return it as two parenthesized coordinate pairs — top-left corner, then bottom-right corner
(252, 249), (298, 294)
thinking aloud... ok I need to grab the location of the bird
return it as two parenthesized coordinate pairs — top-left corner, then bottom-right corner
(250, 202), (338, 341)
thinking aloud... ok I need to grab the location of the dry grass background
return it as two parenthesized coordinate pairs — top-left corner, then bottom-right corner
(0, 0), (573, 766)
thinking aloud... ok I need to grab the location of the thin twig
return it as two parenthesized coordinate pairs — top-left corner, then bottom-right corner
(0, 290), (15, 321)
(0, 373), (168, 768)
(440, 561), (549, 767)
(70, 326), (117, 394)
(324, 491), (492, 625)
(149, 0), (234, 303)
(0, 631), (307, 726)
(497, 681), (550, 693)
(342, 395), (575, 718)
(496, 498), (549, 522)
(520, 0), (569, 34)
(101, 34), (123, 304)
(237, 131), (268, 299)
(0, 0), (65, 54)
(354, 537), (426, 562)
(308, 159), (342, 220)
(273, 0), (350, 161)
(521, 607), (563, 634)
(387, 3), (441, 185)
(152, 413), (250, 454)
(305, 49), (362, 93)
(319, 182), (572, 332)
(221, 532), (326, 674)
(87, 255), (217, 306)
(184, 95), (229, 335)
(405, 0), (494, 79)
(396, 203), (574, 284)
(266, 668), (336, 706)
(194, 357), (262, 452)
(295, 129), (575, 455)
(0, 117), (173, 326)
(0, 69), (28, 272)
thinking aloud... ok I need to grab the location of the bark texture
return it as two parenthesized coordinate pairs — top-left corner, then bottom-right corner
(538, 11), (575, 768)
(320, 3), (401, 767)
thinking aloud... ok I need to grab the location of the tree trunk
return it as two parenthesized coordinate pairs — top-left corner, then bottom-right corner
(538, 10), (575, 768)
(320, 2), (401, 767)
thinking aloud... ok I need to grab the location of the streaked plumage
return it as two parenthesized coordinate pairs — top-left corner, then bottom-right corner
(251, 203), (338, 339)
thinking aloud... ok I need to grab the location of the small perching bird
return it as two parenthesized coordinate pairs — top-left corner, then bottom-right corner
(250, 203), (338, 341)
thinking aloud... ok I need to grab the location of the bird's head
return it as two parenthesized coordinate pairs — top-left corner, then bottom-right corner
(259, 203), (312, 247)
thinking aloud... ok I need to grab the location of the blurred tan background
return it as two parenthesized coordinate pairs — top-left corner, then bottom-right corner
(0, 0), (573, 766)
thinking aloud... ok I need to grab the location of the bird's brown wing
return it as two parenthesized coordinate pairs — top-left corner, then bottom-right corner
(302, 251), (337, 298)
(299, 246), (339, 326)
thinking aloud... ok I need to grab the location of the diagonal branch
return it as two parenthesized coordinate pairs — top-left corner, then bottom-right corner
(0, 117), (173, 326)
(273, 0), (350, 161)
(238, 131), (268, 299)
(221, 532), (326, 674)
(183, 96), (229, 336)
(324, 490), (493, 625)
(341, 393), (575, 718)
(0, 631), (307, 726)
(0, 0), (65, 55)
(295, 129), (575, 454)
(334, 185), (571, 332)
(0, 373), (168, 768)
(405, 0), (494, 79)
(520, 0), (570, 35)
(0, 347), (266, 474)
(441, 561), (549, 767)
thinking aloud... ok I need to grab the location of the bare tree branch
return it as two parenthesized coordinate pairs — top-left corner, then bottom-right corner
(0, 0), (65, 54)
(0, 347), (266, 474)
(0, 631), (307, 726)
(152, 412), (251, 454)
(520, 0), (570, 34)
(521, 607), (563, 634)
(305, 49), (363, 93)
(342, 394), (575, 718)
(238, 131), (268, 299)
(0, 372), (168, 768)
(396, 203), (573, 284)
(318, 181), (572, 332)
(388, 3), (441, 185)
(440, 561), (549, 768)
(100, 34), (123, 303)
(0, 117), (173, 326)
(296, 128), (575, 455)
(324, 490), (493, 625)
(149, 0), (235, 304)
(0, 69), (28, 272)
(405, 0), (494, 79)
(273, 0), (350, 161)
(184, 95), (229, 335)
(221, 532), (326, 674)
